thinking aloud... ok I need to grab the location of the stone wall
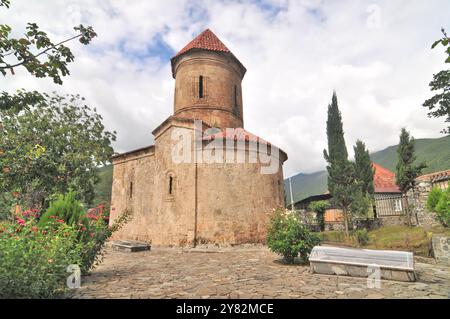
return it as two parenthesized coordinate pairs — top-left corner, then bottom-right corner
(432, 235), (450, 264)
(408, 181), (440, 229)
(110, 122), (286, 246)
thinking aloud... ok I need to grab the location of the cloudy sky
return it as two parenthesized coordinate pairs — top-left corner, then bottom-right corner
(1, 0), (449, 177)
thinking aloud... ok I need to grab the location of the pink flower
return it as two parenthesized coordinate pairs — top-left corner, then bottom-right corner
(89, 233), (94, 238)
(16, 217), (25, 226)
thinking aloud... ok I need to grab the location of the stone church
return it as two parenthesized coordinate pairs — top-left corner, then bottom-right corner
(109, 29), (288, 246)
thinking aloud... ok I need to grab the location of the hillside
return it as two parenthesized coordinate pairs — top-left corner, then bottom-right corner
(285, 135), (450, 204)
(93, 164), (113, 206)
(93, 136), (450, 206)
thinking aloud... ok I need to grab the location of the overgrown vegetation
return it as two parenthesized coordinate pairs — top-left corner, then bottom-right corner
(426, 186), (450, 227)
(0, 194), (131, 298)
(308, 200), (328, 231)
(267, 208), (320, 264)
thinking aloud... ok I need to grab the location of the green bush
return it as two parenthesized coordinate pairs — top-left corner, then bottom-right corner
(308, 200), (328, 231)
(39, 192), (89, 229)
(0, 218), (83, 298)
(267, 208), (321, 264)
(426, 186), (450, 227)
(435, 187), (450, 227)
(427, 187), (443, 212)
(0, 194), (131, 298)
(354, 228), (369, 246)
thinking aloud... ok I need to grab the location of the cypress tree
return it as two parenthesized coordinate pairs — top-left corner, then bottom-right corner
(395, 128), (427, 226)
(323, 92), (357, 236)
(353, 140), (375, 218)
(354, 140), (375, 196)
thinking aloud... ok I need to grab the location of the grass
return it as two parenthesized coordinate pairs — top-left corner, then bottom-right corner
(319, 225), (443, 257)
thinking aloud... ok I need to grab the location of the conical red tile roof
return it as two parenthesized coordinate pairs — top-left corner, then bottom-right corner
(170, 29), (246, 78)
(174, 29), (231, 58)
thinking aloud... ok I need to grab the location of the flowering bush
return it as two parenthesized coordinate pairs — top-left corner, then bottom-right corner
(80, 205), (131, 273)
(0, 217), (83, 298)
(267, 208), (321, 264)
(0, 194), (131, 298)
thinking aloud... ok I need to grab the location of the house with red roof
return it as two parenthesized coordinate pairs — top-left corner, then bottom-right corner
(292, 162), (404, 229)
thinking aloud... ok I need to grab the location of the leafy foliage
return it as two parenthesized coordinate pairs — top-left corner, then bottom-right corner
(0, 1), (96, 85)
(354, 228), (369, 246)
(38, 192), (89, 232)
(0, 93), (116, 207)
(267, 208), (320, 264)
(0, 217), (84, 298)
(427, 187), (443, 212)
(423, 28), (450, 133)
(0, 195), (131, 298)
(308, 200), (328, 231)
(427, 186), (450, 227)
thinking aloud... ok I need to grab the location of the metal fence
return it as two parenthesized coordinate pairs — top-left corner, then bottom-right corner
(374, 194), (405, 217)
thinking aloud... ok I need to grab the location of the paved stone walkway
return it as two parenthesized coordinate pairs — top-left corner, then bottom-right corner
(68, 246), (450, 299)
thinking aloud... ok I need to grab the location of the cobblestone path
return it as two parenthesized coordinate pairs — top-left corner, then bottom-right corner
(68, 246), (450, 299)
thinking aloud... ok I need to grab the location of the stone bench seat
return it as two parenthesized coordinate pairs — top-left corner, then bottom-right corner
(111, 240), (151, 253)
(309, 246), (416, 282)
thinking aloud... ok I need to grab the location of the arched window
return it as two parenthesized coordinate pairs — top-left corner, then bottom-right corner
(199, 76), (204, 98)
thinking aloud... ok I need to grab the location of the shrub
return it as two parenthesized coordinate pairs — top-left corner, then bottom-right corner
(39, 192), (89, 229)
(354, 228), (369, 246)
(0, 218), (83, 298)
(426, 187), (443, 212)
(0, 196), (131, 298)
(80, 206), (131, 273)
(435, 186), (450, 227)
(308, 200), (328, 231)
(267, 208), (320, 264)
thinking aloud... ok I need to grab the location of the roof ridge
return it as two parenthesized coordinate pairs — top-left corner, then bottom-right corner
(173, 29), (231, 58)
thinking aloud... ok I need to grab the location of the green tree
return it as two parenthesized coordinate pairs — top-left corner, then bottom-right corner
(308, 200), (328, 231)
(0, 93), (116, 208)
(353, 140), (375, 195)
(423, 28), (450, 133)
(352, 140), (375, 218)
(323, 92), (358, 237)
(0, 0), (96, 112)
(395, 128), (426, 226)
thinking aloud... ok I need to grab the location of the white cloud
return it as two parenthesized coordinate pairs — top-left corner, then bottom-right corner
(1, 0), (449, 178)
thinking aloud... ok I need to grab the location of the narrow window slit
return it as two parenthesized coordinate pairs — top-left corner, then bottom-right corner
(199, 76), (204, 98)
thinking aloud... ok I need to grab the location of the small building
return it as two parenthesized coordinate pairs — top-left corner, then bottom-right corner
(109, 29), (287, 246)
(291, 163), (404, 229)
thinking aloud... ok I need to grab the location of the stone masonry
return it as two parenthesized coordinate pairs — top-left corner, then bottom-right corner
(109, 29), (287, 247)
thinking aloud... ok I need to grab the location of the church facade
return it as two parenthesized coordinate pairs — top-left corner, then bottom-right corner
(109, 29), (288, 246)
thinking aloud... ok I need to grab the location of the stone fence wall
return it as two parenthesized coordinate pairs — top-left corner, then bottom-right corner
(407, 181), (440, 229)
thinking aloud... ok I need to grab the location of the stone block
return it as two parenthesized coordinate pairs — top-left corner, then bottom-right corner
(111, 240), (151, 253)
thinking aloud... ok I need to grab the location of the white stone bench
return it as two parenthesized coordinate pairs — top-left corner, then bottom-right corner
(309, 246), (416, 282)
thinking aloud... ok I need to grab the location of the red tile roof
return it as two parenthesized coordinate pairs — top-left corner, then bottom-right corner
(174, 29), (231, 58)
(372, 162), (401, 193)
(202, 128), (270, 144)
(416, 169), (450, 183)
(201, 128), (288, 160)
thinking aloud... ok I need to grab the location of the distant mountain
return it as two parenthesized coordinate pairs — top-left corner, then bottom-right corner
(93, 164), (113, 205)
(285, 135), (450, 204)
